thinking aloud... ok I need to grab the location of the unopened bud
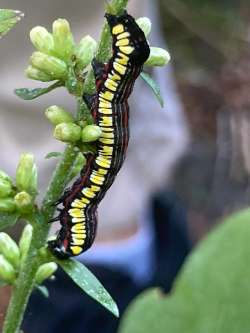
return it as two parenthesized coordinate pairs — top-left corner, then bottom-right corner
(75, 35), (97, 69)
(19, 224), (33, 262)
(145, 47), (171, 67)
(0, 179), (12, 198)
(35, 262), (58, 285)
(14, 192), (33, 214)
(25, 65), (53, 82)
(136, 17), (152, 37)
(16, 153), (38, 196)
(81, 125), (102, 143)
(0, 170), (12, 183)
(30, 51), (67, 80)
(45, 105), (74, 125)
(0, 233), (20, 269)
(54, 123), (81, 142)
(0, 198), (16, 213)
(30, 26), (54, 54)
(52, 19), (74, 61)
(0, 255), (16, 284)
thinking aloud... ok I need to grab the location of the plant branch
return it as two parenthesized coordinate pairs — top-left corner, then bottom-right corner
(2, 1), (128, 332)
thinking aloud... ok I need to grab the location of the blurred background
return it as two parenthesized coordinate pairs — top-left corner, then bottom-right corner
(1, 0), (250, 332)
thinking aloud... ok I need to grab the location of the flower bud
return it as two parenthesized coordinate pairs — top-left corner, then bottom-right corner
(30, 51), (67, 80)
(54, 123), (81, 143)
(52, 19), (74, 61)
(25, 65), (53, 82)
(35, 262), (58, 285)
(81, 125), (102, 143)
(0, 233), (20, 269)
(16, 153), (38, 196)
(145, 47), (171, 67)
(136, 17), (152, 37)
(0, 170), (12, 183)
(19, 224), (33, 262)
(45, 105), (74, 126)
(0, 198), (16, 213)
(0, 178), (12, 198)
(70, 153), (86, 179)
(0, 255), (16, 284)
(30, 26), (54, 54)
(75, 35), (97, 69)
(14, 192), (33, 214)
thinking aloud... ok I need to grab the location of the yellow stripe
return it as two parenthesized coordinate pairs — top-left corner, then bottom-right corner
(71, 199), (85, 208)
(71, 224), (85, 233)
(101, 132), (114, 139)
(99, 100), (112, 108)
(70, 245), (83, 254)
(112, 24), (124, 35)
(72, 217), (85, 223)
(113, 62), (126, 75)
(99, 137), (115, 145)
(100, 91), (114, 101)
(96, 156), (111, 168)
(82, 188), (96, 199)
(117, 32), (130, 40)
(116, 38), (129, 47)
(68, 208), (84, 218)
(99, 108), (112, 115)
(120, 46), (134, 55)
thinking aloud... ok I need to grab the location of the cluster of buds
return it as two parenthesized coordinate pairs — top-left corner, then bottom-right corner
(0, 154), (37, 214)
(26, 16), (170, 87)
(0, 225), (57, 286)
(26, 19), (97, 85)
(45, 105), (102, 145)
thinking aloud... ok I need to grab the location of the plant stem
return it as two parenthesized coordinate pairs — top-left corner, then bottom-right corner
(2, 0), (128, 332)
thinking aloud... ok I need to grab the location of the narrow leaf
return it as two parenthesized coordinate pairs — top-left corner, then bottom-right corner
(45, 152), (63, 159)
(58, 258), (119, 317)
(15, 81), (63, 100)
(140, 72), (164, 108)
(36, 285), (49, 298)
(0, 9), (24, 38)
(0, 212), (19, 231)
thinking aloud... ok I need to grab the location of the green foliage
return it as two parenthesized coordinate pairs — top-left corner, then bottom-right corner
(15, 82), (63, 100)
(119, 208), (250, 333)
(0, 9), (23, 38)
(140, 72), (164, 107)
(58, 258), (119, 317)
(0, 212), (19, 231)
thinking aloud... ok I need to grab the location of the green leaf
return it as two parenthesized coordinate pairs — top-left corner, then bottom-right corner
(119, 208), (250, 333)
(58, 258), (119, 317)
(0, 212), (19, 231)
(45, 152), (63, 159)
(140, 72), (164, 108)
(15, 81), (63, 100)
(36, 285), (49, 298)
(0, 9), (23, 38)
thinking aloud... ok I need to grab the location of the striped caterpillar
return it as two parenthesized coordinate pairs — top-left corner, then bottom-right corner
(48, 11), (150, 258)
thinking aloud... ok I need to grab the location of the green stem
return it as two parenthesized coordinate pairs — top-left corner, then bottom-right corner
(2, 1), (128, 332)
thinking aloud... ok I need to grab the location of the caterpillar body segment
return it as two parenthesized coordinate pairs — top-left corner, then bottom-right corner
(48, 11), (150, 258)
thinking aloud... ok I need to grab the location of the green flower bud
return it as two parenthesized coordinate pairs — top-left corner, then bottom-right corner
(81, 125), (102, 143)
(30, 51), (67, 80)
(0, 198), (16, 213)
(19, 224), (33, 262)
(0, 255), (16, 284)
(54, 123), (81, 143)
(30, 26), (54, 54)
(14, 192), (33, 214)
(70, 153), (86, 179)
(75, 35), (97, 69)
(52, 18), (74, 61)
(35, 262), (58, 285)
(45, 105), (74, 125)
(0, 178), (12, 198)
(0, 170), (12, 183)
(16, 153), (38, 196)
(145, 47), (171, 67)
(136, 17), (152, 37)
(25, 65), (54, 82)
(0, 233), (20, 269)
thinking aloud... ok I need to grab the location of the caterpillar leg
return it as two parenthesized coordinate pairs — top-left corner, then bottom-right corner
(83, 93), (97, 109)
(92, 58), (107, 81)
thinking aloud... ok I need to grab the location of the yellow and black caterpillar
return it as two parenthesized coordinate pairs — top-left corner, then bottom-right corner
(48, 12), (150, 258)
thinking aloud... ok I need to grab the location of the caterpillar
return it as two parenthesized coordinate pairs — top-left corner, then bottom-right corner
(48, 11), (150, 259)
